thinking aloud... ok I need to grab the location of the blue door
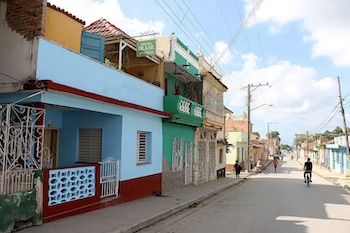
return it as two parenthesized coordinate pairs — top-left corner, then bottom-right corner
(80, 31), (105, 63)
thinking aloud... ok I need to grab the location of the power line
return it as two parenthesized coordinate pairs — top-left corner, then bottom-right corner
(213, 0), (266, 67)
(155, 0), (243, 90)
(234, 0), (252, 53)
(177, 0), (245, 88)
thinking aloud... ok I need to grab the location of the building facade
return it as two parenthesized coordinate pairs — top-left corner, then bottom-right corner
(0, 1), (169, 231)
(192, 52), (228, 184)
(156, 35), (205, 192)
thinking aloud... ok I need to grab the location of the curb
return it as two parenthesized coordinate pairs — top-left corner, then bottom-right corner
(112, 175), (251, 233)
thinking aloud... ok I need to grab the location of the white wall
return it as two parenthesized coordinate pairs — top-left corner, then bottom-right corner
(0, 1), (38, 93)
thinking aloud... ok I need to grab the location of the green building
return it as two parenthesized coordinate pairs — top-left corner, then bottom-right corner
(157, 35), (205, 192)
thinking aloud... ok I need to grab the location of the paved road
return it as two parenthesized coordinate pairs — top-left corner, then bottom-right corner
(138, 158), (350, 233)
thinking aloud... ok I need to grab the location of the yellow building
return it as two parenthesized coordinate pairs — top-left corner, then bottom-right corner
(44, 3), (85, 52)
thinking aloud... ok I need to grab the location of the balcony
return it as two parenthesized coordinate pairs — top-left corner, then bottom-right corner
(36, 38), (163, 111)
(164, 95), (205, 127)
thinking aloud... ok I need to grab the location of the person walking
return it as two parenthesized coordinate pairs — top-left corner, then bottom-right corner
(273, 158), (279, 172)
(233, 160), (242, 178)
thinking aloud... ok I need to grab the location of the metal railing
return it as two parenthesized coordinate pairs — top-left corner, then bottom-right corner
(99, 159), (119, 198)
(0, 170), (37, 194)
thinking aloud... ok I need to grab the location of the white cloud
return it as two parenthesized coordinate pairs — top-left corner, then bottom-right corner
(245, 0), (350, 66)
(48, 0), (164, 37)
(222, 52), (338, 130)
(206, 41), (234, 66)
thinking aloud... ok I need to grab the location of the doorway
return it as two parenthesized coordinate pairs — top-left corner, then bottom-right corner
(44, 129), (59, 168)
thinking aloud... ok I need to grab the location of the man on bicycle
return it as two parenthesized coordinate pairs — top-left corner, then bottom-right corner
(304, 158), (313, 183)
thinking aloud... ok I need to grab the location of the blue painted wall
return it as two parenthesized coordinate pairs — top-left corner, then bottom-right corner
(328, 147), (348, 174)
(45, 106), (63, 128)
(61, 111), (122, 167)
(37, 38), (163, 111)
(42, 91), (163, 181)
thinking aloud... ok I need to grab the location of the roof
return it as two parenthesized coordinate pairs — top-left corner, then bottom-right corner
(207, 71), (228, 90)
(83, 18), (131, 38)
(224, 106), (233, 114)
(24, 80), (172, 118)
(47, 2), (85, 25)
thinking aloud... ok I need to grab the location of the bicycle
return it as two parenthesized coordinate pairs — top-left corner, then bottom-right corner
(252, 166), (270, 175)
(305, 170), (312, 187)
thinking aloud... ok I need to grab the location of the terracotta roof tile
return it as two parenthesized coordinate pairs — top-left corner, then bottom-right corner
(83, 18), (131, 38)
(47, 2), (85, 25)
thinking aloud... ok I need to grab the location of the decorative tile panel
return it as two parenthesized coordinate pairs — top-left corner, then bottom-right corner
(194, 106), (203, 117)
(48, 166), (95, 206)
(179, 100), (191, 114)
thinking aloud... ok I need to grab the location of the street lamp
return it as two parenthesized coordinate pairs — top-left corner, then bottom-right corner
(251, 104), (273, 111)
(247, 103), (273, 171)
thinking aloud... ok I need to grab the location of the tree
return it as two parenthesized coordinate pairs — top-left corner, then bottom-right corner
(332, 126), (344, 135)
(293, 135), (306, 147)
(252, 132), (260, 139)
(267, 131), (280, 140)
(280, 144), (291, 150)
(223, 137), (233, 153)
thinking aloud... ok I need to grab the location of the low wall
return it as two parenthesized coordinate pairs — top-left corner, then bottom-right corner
(0, 171), (42, 233)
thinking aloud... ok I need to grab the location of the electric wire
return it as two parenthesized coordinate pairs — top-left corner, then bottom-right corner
(213, 0), (265, 67)
(155, 0), (242, 90)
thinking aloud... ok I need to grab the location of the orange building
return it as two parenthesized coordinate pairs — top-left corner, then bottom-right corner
(44, 3), (85, 52)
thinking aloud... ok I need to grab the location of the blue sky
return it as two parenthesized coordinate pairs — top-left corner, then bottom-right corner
(49, 0), (350, 145)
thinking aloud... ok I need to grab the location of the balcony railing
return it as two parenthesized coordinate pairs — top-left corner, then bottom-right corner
(164, 95), (205, 127)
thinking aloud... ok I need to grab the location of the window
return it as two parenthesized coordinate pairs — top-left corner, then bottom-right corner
(137, 131), (151, 163)
(78, 129), (102, 163)
(219, 149), (224, 163)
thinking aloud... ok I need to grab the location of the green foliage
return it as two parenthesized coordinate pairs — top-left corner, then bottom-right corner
(224, 137), (233, 153)
(267, 131), (279, 139)
(332, 126), (344, 135)
(252, 132), (260, 139)
(280, 144), (291, 150)
(294, 135), (306, 146)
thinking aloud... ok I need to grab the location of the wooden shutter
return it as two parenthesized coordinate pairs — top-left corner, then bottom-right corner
(80, 31), (105, 63)
(78, 129), (102, 163)
(137, 132), (147, 163)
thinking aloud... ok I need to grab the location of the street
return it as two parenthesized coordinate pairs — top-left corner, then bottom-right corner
(138, 157), (350, 233)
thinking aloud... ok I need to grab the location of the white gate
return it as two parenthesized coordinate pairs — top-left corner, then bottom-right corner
(99, 157), (119, 198)
(209, 141), (216, 180)
(184, 141), (193, 185)
(198, 141), (207, 183)
(0, 104), (45, 194)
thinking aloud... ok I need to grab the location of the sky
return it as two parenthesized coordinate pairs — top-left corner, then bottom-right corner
(48, 0), (350, 145)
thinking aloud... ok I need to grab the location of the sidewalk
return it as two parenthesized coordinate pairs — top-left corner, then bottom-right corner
(297, 158), (350, 191)
(20, 172), (251, 233)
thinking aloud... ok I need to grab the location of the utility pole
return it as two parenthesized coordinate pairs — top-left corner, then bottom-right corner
(247, 84), (251, 171)
(242, 82), (270, 171)
(337, 76), (350, 157)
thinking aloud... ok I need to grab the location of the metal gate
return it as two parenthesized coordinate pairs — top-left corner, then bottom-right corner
(209, 141), (216, 179)
(0, 104), (45, 194)
(184, 141), (193, 185)
(172, 138), (183, 172)
(198, 141), (206, 183)
(99, 157), (119, 198)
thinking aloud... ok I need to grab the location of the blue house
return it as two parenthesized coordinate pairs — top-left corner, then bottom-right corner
(0, 1), (169, 229)
(326, 136), (350, 176)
